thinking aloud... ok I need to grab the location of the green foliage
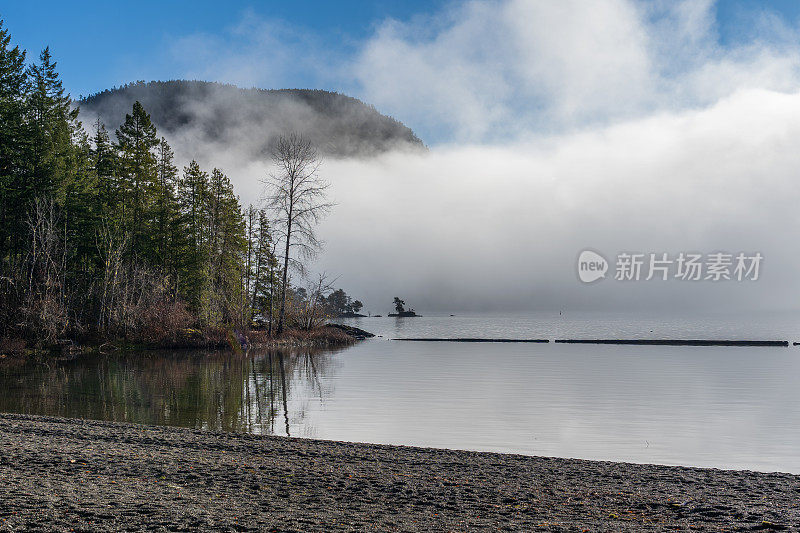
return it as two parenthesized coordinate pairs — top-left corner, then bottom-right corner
(206, 168), (247, 325)
(250, 209), (279, 324)
(25, 47), (79, 199)
(325, 289), (364, 316)
(115, 100), (159, 259)
(0, 18), (29, 283)
(0, 23), (287, 341)
(154, 137), (180, 278)
(91, 118), (117, 212)
(176, 160), (210, 317)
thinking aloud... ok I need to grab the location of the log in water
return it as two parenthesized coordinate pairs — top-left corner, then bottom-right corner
(393, 338), (789, 346)
(393, 338), (549, 343)
(554, 339), (789, 346)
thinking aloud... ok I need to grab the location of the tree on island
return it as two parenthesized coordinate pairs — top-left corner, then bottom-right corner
(390, 297), (419, 317)
(264, 133), (333, 334)
(327, 289), (348, 314)
(325, 289), (365, 317)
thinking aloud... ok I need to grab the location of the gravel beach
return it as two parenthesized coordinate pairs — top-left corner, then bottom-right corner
(0, 413), (798, 532)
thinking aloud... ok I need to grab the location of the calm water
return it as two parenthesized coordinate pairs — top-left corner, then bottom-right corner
(2, 312), (800, 473)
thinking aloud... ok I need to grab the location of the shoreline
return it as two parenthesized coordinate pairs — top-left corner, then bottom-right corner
(1, 414), (797, 531)
(0, 324), (373, 359)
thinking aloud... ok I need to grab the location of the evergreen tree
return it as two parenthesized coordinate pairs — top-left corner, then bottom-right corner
(115, 100), (158, 259)
(25, 47), (79, 201)
(23, 47), (87, 330)
(176, 160), (210, 317)
(252, 210), (279, 331)
(245, 205), (257, 302)
(61, 128), (100, 325)
(0, 19), (27, 273)
(154, 137), (179, 274)
(207, 168), (246, 324)
(91, 118), (116, 210)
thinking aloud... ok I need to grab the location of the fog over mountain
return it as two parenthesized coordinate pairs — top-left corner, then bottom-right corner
(79, 80), (425, 159)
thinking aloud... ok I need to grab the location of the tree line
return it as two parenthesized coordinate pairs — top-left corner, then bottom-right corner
(0, 20), (354, 348)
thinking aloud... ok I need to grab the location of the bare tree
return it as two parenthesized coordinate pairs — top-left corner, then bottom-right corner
(263, 134), (332, 334)
(23, 198), (68, 342)
(299, 272), (334, 330)
(95, 221), (128, 332)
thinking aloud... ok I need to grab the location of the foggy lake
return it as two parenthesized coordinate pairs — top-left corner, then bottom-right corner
(3, 313), (800, 474)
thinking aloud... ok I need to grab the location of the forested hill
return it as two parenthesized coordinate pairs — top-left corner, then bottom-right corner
(79, 80), (425, 157)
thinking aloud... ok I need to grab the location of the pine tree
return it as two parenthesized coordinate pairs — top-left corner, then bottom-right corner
(207, 168), (246, 324)
(61, 128), (100, 325)
(0, 19), (27, 274)
(115, 101), (159, 260)
(23, 47), (87, 331)
(91, 118), (116, 210)
(25, 47), (79, 200)
(154, 137), (179, 274)
(252, 210), (279, 333)
(176, 160), (210, 317)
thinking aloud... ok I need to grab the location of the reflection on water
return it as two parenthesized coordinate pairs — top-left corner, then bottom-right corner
(0, 346), (341, 435)
(3, 312), (800, 473)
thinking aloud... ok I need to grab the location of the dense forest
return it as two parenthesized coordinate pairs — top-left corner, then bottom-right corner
(0, 20), (359, 351)
(80, 80), (425, 158)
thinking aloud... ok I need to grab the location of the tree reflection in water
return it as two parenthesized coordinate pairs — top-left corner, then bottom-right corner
(0, 346), (342, 436)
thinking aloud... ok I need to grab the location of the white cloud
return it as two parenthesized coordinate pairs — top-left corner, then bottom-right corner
(354, 0), (800, 142)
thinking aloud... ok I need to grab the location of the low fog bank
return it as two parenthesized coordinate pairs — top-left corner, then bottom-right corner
(303, 88), (800, 315)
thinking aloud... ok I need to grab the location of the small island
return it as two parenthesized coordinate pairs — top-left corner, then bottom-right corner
(388, 297), (420, 317)
(325, 289), (366, 318)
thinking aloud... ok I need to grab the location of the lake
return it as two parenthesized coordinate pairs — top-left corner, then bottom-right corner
(2, 312), (800, 473)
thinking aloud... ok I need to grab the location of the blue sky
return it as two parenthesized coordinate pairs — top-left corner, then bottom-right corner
(3, 0), (800, 145)
(1, 0), (798, 98)
(1, 1), (448, 98)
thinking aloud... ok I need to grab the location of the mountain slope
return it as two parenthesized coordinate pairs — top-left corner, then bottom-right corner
(79, 80), (425, 158)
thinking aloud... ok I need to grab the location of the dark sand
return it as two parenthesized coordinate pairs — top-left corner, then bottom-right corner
(0, 413), (798, 532)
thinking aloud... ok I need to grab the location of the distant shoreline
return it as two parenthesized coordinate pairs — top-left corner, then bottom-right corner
(0, 413), (796, 531)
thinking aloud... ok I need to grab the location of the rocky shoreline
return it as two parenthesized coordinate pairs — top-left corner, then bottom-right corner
(0, 413), (798, 531)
